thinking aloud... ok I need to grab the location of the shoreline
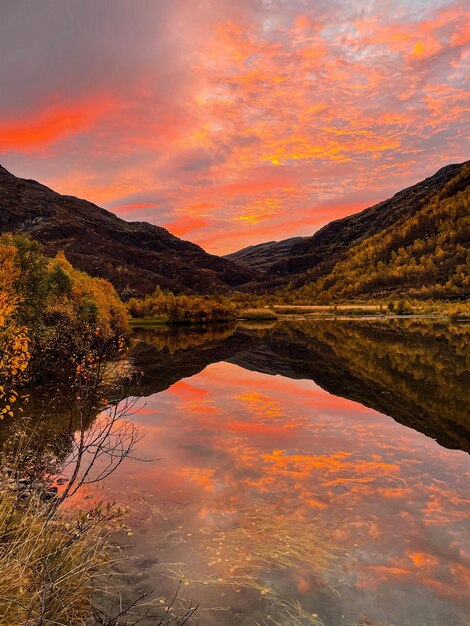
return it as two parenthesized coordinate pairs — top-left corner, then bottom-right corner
(129, 312), (469, 328)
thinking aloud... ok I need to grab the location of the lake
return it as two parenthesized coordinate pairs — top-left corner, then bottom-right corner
(28, 319), (470, 625)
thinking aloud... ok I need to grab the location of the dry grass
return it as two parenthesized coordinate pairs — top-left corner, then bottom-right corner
(0, 483), (196, 626)
(0, 485), (109, 625)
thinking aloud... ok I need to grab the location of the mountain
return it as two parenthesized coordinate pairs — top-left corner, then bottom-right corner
(227, 161), (469, 292)
(224, 236), (306, 272)
(0, 165), (254, 295)
(2, 160), (467, 300)
(291, 163), (470, 301)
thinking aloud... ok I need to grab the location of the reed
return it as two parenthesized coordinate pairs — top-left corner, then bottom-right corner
(0, 477), (110, 625)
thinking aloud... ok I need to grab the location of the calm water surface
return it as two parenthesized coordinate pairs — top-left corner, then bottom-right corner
(86, 321), (470, 625)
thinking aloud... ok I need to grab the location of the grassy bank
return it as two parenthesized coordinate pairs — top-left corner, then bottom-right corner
(0, 481), (115, 625)
(237, 308), (279, 320)
(246, 299), (470, 320)
(127, 288), (470, 327)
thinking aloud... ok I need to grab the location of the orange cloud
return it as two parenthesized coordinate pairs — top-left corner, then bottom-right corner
(0, 96), (118, 153)
(164, 215), (211, 237)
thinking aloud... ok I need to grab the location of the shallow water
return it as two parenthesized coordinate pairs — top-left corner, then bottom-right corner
(41, 320), (470, 624)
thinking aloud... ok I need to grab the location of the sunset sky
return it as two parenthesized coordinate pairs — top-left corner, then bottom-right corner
(0, 0), (469, 254)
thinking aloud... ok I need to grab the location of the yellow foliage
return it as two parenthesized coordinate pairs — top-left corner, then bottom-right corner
(0, 234), (129, 386)
(127, 288), (238, 323)
(0, 240), (30, 419)
(287, 166), (470, 302)
(52, 253), (129, 340)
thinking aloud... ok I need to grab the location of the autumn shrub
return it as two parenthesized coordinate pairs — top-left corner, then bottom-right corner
(238, 308), (278, 320)
(0, 234), (129, 381)
(127, 287), (238, 323)
(0, 239), (30, 418)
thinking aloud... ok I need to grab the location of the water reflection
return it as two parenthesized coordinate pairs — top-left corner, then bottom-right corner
(132, 319), (470, 452)
(5, 320), (470, 625)
(97, 320), (470, 626)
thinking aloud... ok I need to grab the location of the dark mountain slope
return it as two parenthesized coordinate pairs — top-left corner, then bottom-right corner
(230, 161), (469, 289)
(0, 165), (254, 295)
(224, 236), (306, 272)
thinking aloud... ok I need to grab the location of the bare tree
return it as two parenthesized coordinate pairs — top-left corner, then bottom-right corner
(0, 340), (197, 626)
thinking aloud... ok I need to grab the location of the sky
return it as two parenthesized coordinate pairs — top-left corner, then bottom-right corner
(0, 0), (469, 255)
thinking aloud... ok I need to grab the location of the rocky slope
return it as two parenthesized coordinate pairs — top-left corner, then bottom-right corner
(0, 165), (254, 296)
(224, 236), (306, 272)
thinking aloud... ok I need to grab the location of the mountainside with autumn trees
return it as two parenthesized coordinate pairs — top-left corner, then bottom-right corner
(0, 165), (254, 296)
(286, 164), (469, 302)
(228, 161), (469, 297)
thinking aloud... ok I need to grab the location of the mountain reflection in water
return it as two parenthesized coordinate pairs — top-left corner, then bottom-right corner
(132, 319), (470, 453)
(13, 320), (470, 625)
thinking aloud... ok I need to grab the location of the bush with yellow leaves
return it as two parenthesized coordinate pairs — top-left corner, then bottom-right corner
(0, 234), (129, 383)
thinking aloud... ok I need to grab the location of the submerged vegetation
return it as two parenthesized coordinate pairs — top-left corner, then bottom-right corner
(171, 504), (331, 626)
